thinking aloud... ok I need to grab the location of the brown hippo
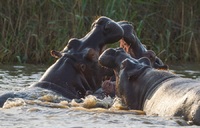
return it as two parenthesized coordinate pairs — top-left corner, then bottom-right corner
(98, 47), (200, 125)
(117, 21), (168, 70)
(0, 16), (124, 107)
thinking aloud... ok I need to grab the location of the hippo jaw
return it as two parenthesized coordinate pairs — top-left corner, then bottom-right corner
(117, 21), (137, 46)
(118, 21), (147, 58)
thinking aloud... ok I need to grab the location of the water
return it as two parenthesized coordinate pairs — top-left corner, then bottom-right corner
(0, 64), (200, 128)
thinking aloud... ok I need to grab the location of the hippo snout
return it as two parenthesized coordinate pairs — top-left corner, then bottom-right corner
(98, 54), (109, 68)
(98, 48), (126, 69)
(94, 16), (124, 43)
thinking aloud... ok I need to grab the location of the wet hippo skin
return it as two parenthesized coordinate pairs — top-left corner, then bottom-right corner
(117, 21), (168, 70)
(0, 16), (124, 107)
(98, 48), (200, 125)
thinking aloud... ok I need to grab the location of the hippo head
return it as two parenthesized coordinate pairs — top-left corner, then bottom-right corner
(62, 16), (124, 56)
(118, 21), (168, 70)
(38, 17), (124, 99)
(38, 47), (100, 99)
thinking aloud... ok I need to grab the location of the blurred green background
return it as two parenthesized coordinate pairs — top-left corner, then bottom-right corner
(0, 0), (199, 64)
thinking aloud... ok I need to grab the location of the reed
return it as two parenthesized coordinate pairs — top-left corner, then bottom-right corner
(0, 0), (199, 64)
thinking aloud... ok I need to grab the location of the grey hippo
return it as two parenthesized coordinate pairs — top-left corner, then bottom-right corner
(98, 47), (200, 125)
(0, 16), (124, 107)
(117, 21), (168, 70)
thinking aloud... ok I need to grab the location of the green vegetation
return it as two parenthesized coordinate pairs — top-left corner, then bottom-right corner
(0, 0), (199, 64)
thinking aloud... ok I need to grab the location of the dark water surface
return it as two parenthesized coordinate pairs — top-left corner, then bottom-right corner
(0, 64), (200, 128)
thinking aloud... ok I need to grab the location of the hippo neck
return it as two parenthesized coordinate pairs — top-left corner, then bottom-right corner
(129, 36), (147, 58)
(38, 56), (92, 98)
(79, 28), (105, 53)
(31, 81), (78, 99)
(138, 68), (178, 109)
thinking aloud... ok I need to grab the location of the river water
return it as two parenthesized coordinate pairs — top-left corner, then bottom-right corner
(0, 64), (200, 128)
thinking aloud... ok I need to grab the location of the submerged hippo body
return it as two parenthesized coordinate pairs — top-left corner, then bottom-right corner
(0, 16), (124, 107)
(99, 48), (200, 125)
(117, 21), (168, 70)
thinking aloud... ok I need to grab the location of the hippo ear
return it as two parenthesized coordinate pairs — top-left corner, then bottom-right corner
(121, 58), (146, 79)
(121, 59), (139, 79)
(138, 57), (151, 66)
(84, 48), (98, 62)
(50, 50), (62, 58)
(143, 50), (156, 61)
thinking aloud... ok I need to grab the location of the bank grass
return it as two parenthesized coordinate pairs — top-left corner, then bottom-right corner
(0, 0), (199, 64)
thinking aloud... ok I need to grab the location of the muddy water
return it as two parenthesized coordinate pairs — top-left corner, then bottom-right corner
(0, 64), (200, 128)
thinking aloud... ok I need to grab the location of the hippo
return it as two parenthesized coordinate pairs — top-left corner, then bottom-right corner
(98, 47), (200, 125)
(117, 21), (168, 70)
(0, 16), (124, 107)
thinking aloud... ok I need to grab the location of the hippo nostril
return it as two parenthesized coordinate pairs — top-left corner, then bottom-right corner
(104, 21), (111, 31)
